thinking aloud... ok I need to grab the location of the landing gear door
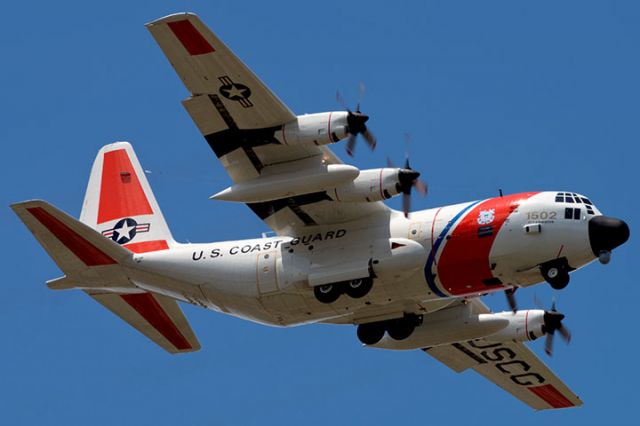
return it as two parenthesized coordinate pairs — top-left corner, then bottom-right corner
(257, 251), (279, 294)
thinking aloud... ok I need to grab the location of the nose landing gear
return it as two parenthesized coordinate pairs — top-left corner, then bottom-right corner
(540, 258), (571, 290)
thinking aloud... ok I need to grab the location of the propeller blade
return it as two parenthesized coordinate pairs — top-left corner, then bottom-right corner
(541, 297), (570, 357)
(414, 179), (428, 196)
(362, 129), (377, 150)
(403, 192), (411, 218)
(544, 333), (555, 356)
(558, 325), (572, 343)
(336, 90), (349, 111)
(533, 294), (544, 310)
(355, 82), (366, 112)
(386, 156), (395, 168)
(505, 288), (518, 313)
(346, 134), (357, 157)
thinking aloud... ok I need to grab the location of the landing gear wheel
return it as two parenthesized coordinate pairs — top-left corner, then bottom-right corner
(344, 277), (373, 299)
(314, 284), (341, 304)
(541, 263), (570, 290)
(387, 318), (416, 341)
(357, 322), (385, 345)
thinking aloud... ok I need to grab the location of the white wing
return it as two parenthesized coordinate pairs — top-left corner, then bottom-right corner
(424, 300), (582, 410)
(147, 13), (388, 234)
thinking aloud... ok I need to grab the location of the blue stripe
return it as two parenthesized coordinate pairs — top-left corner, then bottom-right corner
(425, 201), (481, 297)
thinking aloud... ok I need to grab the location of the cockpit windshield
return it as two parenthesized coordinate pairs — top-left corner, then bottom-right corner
(555, 192), (595, 215)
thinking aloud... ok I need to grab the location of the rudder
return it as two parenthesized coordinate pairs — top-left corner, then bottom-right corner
(81, 142), (175, 253)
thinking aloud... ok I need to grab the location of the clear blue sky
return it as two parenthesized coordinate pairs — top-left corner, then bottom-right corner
(2, 1), (638, 424)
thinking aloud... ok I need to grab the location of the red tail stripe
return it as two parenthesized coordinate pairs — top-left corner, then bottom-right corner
(124, 240), (170, 253)
(98, 149), (153, 224)
(27, 207), (116, 266)
(120, 293), (191, 351)
(167, 19), (215, 55)
(528, 384), (575, 408)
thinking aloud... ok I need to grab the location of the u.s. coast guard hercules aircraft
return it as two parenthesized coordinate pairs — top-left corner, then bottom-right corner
(12, 13), (629, 410)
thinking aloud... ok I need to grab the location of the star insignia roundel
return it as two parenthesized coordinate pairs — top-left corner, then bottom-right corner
(111, 218), (138, 244)
(217, 76), (254, 108)
(219, 83), (251, 101)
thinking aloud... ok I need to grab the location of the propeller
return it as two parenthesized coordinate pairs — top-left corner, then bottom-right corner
(505, 287), (518, 313)
(542, 300), (572, 357)
(336, 85), (377, 156)
(387, 134), (428, 218)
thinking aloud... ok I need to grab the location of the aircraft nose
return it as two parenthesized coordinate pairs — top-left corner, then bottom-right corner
(588, 215), (630, 256)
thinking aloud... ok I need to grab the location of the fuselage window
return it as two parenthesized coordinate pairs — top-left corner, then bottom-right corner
(573, 208), (581, 219)
(565, 207), (573, 219)
(565, 207), (581, 220)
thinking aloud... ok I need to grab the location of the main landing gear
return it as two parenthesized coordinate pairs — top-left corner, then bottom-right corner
(313, 277), (374, 304)
(540, 258), (571, 290)
(356, 314), (422, 345)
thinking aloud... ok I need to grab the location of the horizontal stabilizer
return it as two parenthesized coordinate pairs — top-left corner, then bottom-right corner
(87, 290), (200, 354)
(11, 200), (131, 274)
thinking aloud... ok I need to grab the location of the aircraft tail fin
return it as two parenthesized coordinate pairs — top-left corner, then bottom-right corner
(80, 142), (175, 253)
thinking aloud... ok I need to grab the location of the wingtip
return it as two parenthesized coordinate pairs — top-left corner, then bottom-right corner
(145, 12), (199, 28)
(9, 199), (48, 212)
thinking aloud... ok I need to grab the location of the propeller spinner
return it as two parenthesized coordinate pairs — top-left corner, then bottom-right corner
(543, 301), (572, 356)
(388, 150), (428, 218)
(336, 87), (377, 156)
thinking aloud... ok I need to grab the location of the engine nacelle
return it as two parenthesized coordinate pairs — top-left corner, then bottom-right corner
(372, 308), (547, 350)
(332, 168), (401, 202)
(274, 112), (349, 146)
(483, 310), (546, 343)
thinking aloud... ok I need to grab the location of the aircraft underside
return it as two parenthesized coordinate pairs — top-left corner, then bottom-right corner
(11, 12), (630, 411)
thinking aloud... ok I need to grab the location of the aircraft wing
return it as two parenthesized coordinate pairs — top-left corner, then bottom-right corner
(147, 13), (388, 233)
(423, 300), (582, 410)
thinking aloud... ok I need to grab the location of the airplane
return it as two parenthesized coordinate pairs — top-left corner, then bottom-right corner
(11, 12), (630, 410)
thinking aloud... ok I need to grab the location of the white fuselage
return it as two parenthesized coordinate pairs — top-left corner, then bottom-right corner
(127, 191), (601, 327)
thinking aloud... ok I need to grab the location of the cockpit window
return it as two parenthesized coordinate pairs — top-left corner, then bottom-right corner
(556, 193), (594, 209)
(581, 197), (593, 205)
(556, 193), (595, 215)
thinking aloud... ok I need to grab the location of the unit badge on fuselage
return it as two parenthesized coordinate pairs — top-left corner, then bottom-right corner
(477, 209), (496, 225)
